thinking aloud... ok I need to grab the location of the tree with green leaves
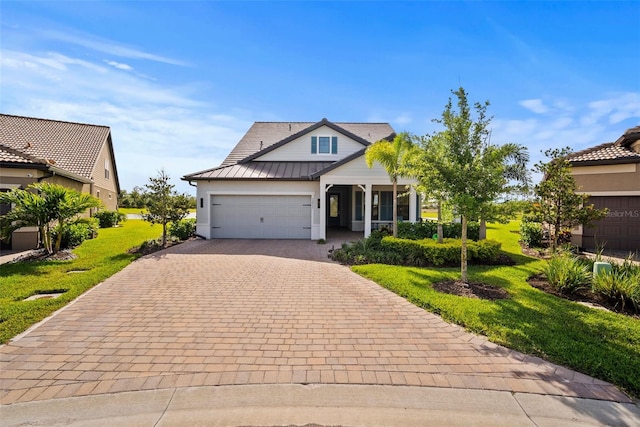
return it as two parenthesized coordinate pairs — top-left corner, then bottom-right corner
(0, 183), (102, 254)
(532, 147), (607, 251)
(413, 87), (529, 282)
(141, 169), (191, 246)
(365, 132), (414, 237)
(405, 133), (448, 242)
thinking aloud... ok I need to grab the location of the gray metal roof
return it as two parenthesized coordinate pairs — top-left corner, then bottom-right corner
(185, 161), (334, 180)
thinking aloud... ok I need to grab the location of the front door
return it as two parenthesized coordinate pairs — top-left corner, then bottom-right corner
(328, 193), (340, 227)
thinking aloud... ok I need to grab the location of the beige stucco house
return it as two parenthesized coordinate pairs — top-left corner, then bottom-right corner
(568, 126), (640, 252)
(182, 118), (419, 240)
(0, 114), (121, 251)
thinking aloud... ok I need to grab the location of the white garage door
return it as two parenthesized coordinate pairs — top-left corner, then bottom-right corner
(211, 195), (312, 239)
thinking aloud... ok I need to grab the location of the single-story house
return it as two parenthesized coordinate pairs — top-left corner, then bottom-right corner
(568, 126), (640, 252)
(0, 114), (121, 250)
(182, 118), (420, 240)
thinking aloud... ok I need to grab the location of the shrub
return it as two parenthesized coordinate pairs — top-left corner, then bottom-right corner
(50, 218), (99, 249)
(520, 220), (544, 247)
(592, 259), (640, 313)
(93, 210), (126, 228)
(381, 237), (501, 266)
(168, 218), (196, 241)
(543, 254), (591, 294)
(397, 221), (480, 241)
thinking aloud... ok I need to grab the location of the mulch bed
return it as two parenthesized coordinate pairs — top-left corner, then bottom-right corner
(10, 249), (77, 263)
(433, 280), (509, 300)
(527, 273), (639, 318)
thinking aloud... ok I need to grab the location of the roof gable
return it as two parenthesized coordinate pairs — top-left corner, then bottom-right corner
(219, 119), (394, 167)
(0, 114), (112, 180)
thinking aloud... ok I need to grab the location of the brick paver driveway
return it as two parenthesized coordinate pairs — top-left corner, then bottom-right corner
(0, 239), (630, 405)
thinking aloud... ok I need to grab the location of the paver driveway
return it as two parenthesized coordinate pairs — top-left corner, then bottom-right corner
(0, 239), (630, 405)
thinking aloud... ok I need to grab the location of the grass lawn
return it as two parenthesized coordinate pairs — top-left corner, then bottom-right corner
(0, 220), (161, 344)
(352, 221), (640, 398)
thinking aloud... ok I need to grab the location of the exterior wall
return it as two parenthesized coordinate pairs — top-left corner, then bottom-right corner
(256, 125), (366, 162)
(570, 162), (640, 252)
(90, 142), (119, 210)
(572, 163), (640, 193)
(194, 180), (321, 239)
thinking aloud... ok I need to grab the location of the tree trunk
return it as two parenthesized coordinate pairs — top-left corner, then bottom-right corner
(162, 222), (168, 247)
(437, 200), (443, 243)
(392, 180), (398, 237)
(461, 215), (468, 283)
(479, 218), (487, 240)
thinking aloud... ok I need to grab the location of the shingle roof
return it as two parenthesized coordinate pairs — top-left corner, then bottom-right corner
(220, 119), (394, 167)
(0, 114), (111, 179)
(567, 126), (640, 166)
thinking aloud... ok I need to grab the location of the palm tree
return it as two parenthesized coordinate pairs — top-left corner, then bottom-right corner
(0, 183), (102, 254)
(365, 132), (413, 237)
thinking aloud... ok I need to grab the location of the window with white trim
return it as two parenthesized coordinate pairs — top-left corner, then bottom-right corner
(311, 136), (338, 154)
(104, 159), (110, 180)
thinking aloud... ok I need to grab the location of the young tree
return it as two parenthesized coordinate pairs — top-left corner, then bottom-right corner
(365, 132), (414, 237)
(413, 87), (529, 282)
(406, 133), (448, 242)
(0, 183), (102, 254)
(532, 148), (607, 251)
(142, 169), (191, 246)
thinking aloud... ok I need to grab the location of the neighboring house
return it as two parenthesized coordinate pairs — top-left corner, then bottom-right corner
(182, 118), (419, 240)
(567, 126), (640, 252)
(0, 114), (120, 251)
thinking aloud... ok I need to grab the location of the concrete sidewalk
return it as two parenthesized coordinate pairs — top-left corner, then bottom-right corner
(2, 384), (639, 427)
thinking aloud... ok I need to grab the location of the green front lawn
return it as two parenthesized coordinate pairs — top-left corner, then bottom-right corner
(0, 220), (161, 344)
(353, 221), (640, 398)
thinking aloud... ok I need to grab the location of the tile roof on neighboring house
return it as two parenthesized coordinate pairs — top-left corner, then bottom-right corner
(568, 126), (640, 166)
(185, 118), (395, 181)
(0, 114), (112, 180)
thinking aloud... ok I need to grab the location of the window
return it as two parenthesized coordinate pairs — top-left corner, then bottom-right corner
(311, 136), (338, 154)
(104, 160), (110, 180)
(355, 191), (363, 221)
(371, 191), (409, 221)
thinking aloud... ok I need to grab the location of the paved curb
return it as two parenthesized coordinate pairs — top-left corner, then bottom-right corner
(1, 384), (639, 427)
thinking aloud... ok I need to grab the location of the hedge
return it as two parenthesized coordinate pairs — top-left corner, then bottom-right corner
(381, 237), (501, 266)
(397, 221), (480, 241)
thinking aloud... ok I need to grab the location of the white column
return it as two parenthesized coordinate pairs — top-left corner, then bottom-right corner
(319, 178), (327, 240)
(409, 186), (417, 223)
(364, 183), (372, 238)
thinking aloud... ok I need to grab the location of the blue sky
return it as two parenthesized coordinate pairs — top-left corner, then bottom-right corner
(2, 1), (639, 194)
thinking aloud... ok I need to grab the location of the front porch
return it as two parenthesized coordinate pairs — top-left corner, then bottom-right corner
(317, 181), (419, 241)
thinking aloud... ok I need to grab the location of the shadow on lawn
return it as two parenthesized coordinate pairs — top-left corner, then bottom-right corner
(404, 266), (639, 401)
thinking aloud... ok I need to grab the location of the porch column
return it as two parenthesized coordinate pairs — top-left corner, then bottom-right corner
(319, 178), (327, 240)
(409, 186), (417, 223)
(364, 183), (372, 238)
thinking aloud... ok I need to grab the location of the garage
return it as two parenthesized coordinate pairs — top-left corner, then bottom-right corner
(582, 196), (640, 252)
(210, 195), (312, 239)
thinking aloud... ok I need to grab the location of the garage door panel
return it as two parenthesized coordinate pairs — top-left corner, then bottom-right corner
(583, 196), (640, 251)
(211, 195), (311, 239)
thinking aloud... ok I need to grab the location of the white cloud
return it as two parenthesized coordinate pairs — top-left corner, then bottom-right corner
(40, 28), (189, 66)
(105, 60), (133, 71)
(519, 99), (549, 114)
(1, 48), (251, 194)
